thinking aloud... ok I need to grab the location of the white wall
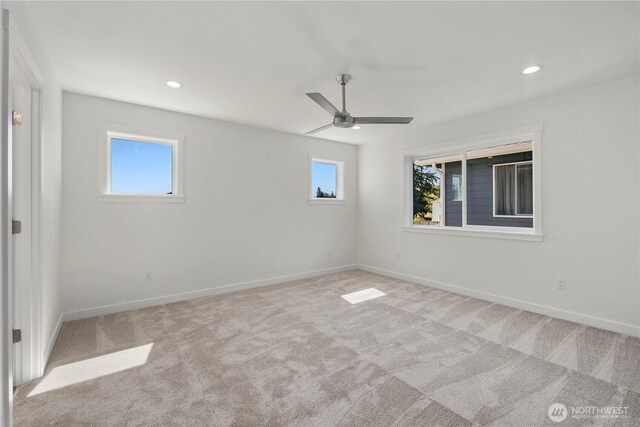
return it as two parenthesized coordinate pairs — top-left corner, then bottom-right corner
(5, 2), (63, 373)
(357, 75), (640, 335)
(61, 93), (357, 315)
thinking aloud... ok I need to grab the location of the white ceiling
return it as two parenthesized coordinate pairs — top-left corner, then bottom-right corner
(17, 1), (640, 144)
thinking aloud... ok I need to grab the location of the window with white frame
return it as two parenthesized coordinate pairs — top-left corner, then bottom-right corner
(494, 162), (533, 217)
(101, 130), (184, 201)
(405, 127), (541, 238)
(451, 174), (463, 201)
(310, 158), (344, 201)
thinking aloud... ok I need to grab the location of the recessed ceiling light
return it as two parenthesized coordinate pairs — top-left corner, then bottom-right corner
(166, 81), (182, 88)
(522, 65), (542, 75)
(352, 126), (361, 130)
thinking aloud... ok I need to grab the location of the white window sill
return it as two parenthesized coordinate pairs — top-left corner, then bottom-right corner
(308, 198), (346, 205)
(98, 194), (185, 203)
(401, 225), (543, 241)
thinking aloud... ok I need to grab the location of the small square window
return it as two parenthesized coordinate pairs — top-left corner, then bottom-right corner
(101, 130), (184, 202)
(310, 158), (344, 202)
(111, 138), (173, 194)
(312, 161), (336, 198)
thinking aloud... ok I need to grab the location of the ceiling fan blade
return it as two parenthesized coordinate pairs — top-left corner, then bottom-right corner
(354, 117), (414, 124)
(306, 93), (341, 116)
(305, 123), (334, 135)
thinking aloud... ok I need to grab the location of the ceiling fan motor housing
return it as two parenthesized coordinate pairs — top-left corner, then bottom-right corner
(333, 114), (355, 128)
(336, 74), (352, 85)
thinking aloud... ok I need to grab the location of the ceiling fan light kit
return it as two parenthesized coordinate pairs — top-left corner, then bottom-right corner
(305, 74), (414, 134)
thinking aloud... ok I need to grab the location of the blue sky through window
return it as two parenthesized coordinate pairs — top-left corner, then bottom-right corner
(312, 162), (337, 197)
(111, 138), (173, 194)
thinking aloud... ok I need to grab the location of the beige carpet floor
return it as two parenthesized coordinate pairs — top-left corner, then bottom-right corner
(14, 270), (640, 426)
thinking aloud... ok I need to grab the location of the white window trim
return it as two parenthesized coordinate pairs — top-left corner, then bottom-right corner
(402, 123), (543, 241)
(401, 225), (543, 241)
(308, 157), (345, 204)
(492, 160), (534, 218)
(98, 125), (185, 203)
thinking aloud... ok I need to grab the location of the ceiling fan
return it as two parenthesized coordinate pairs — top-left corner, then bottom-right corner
(305, 74), (413, 135)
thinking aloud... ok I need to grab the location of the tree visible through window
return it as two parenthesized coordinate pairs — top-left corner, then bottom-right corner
(413, 164), (441, 224)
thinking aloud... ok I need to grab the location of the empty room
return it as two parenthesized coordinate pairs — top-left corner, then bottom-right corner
(0, 1), (638, 426)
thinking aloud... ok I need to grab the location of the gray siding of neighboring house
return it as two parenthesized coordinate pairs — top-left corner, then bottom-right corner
(444, 161), (462, 226)
(444, 152), (533, 228)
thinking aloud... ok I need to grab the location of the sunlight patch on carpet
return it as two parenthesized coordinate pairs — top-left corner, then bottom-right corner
(341, 288), (386, 304)
(28, 343), (154, 396)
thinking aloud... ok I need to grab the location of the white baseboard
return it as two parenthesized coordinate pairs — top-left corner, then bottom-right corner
(43, 314), (63, 372)
(61, 265), (358, 322)
(358, 264), (640, 337)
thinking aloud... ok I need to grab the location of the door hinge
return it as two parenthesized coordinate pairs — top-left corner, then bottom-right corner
(12, 111), (22, 126)
(12, 220), (21, 234)
(12, 329), (21, 344)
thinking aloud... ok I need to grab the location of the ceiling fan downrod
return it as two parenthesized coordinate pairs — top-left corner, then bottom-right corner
(336, 74), (351, 113)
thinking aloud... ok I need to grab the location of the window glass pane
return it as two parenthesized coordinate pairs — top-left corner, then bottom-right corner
(413, 154), (461, 227)
(111, 138), (173, 194)
(413, 164), (442, 225)
(312, 162), (337, 198)
(517, 164), (533, 215)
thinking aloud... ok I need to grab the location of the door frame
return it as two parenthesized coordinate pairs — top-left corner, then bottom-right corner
(11, 65), (42, 385)
(2, 8), (46, 422)
(8, 11), (44, 385)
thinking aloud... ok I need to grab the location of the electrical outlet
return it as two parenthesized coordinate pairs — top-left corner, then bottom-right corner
(395, 253), (400, 261)
(556, 277), (567, 290)
(144, 270), (152, 281)
(328, 251), (332, 258)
